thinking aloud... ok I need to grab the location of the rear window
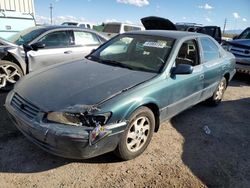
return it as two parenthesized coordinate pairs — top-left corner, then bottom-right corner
(103, 24), (120, 33)
(124, 26), (142, 32)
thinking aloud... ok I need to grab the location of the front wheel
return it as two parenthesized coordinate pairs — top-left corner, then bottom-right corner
(0, 60), (23, 91)
(115, 106), (155, 160)
(206, 77), (227, 106)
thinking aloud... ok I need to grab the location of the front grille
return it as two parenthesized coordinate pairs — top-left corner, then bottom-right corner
(11, 93), (40, 119)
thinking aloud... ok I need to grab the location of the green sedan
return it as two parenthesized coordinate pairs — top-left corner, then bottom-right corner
(5, 30), (236, 160)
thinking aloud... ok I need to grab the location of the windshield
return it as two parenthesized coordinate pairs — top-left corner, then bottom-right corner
(6, 27), (47, 45)
(103, 24), (120, 33)
(62, 22), (78, 26)
(238, 28), (250, 39)
(88, 34), (175, 73)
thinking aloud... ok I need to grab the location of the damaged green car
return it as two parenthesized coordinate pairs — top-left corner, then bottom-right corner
(5, 30), (235, 160)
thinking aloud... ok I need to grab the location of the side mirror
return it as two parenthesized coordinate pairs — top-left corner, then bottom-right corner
(171, 64), (193, 75)
(30, 42), (46, 51)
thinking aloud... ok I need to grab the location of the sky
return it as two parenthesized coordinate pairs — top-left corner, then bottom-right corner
(35, 0), (250, 30)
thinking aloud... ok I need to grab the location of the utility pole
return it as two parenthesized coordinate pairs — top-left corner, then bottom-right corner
(50, 3), (53, 25)
(223, 18), (227, 35)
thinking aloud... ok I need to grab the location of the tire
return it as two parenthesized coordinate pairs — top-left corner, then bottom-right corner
(0, 60), (23, 91)
(115, 106), (155, 160)
(206, 77), (227, 106)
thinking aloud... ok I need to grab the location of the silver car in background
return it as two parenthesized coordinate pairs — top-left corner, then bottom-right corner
(0, 26), (108, 90)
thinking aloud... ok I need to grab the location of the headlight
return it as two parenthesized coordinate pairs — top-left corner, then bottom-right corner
(46, 112), (111, 127)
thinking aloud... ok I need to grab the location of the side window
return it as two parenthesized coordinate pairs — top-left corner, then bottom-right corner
(39, 31), (70, 48)
(176, 40), (199, 66)
(79, 24), (86, 28)
(124, 26), (141, 32)
(74, 31), (100, 46)
(200, 37), (219, 62)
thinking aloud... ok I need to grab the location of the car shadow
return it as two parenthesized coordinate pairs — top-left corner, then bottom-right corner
(170, 97), (250, 187)
(231, 72), (250, 86)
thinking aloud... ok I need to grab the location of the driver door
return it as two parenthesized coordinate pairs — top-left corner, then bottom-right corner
(27, 30), (74, 72)
(161, 39), (204, 120)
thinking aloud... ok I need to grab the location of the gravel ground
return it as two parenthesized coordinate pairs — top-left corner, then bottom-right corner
(0, 73), (249, 188)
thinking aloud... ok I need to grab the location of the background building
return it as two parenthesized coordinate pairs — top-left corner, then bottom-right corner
(0, 0), (35, 15)
(0, 0), (36, 39)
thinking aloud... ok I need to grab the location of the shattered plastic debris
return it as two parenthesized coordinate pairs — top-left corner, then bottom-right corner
(203, 125), (211, 135)
(89, 125), (111, 145)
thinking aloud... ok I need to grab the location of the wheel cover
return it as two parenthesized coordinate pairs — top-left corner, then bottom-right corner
(126, 116), (150, 153)
(0, 64), (21, 88)
(215, 80), (226, 100)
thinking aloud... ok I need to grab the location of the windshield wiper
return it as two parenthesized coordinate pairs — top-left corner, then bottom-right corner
(101, 59), (133, 70)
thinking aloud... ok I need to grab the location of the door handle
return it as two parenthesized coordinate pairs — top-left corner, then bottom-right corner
(199, 74), (204, 80)
(64, 51), (72, 54)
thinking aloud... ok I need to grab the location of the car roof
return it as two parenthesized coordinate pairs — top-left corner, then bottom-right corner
(30, 25), (109, 40)
(34, 25), (91, 31)
(125, 30), (207, 39)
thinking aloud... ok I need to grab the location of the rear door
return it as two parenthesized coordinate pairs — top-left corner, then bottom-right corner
(199, 37), (223, 100)
(27, 30), (74, 71)
(69, 30), (102, 60)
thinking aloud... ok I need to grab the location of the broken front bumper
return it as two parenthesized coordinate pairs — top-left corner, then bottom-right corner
(5, 93), (127, 159)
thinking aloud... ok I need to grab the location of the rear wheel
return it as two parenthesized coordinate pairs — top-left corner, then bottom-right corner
(0, 60), (23, 91)
(206, 77), (227, 106)
(115, 106), (155, 160)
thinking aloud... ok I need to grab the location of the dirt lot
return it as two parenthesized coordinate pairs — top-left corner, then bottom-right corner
(0, 73), (249, 188)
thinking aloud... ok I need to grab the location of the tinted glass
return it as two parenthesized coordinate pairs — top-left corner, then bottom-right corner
(7, 27), (46, 45)
(124, 26), (142, 32)
(238, 28), (250, 39)
(200, 38), (219, 62)
(62, 22), (78, 26)
(39, 31), (70, 47)
(103, 24), (120, 33)
(74, 31), (100, 45)
(89, 34), (175, 73)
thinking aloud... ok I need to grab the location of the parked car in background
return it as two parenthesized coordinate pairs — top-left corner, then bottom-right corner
(6, 30), (235, 160)
(61, 22), (94, 29)
(0, 26), (108, 90)
(141, 17), (222, 43)
(222, 27), (250, 73)
(102, 22), (144, 37)
(0, 10), (35, 39)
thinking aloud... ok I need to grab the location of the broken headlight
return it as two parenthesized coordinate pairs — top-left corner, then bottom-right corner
(46, 112), (111, 127)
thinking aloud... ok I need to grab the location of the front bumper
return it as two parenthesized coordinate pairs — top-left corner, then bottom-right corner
(234, 55), (250, 73)
(5, 92), (127, 159)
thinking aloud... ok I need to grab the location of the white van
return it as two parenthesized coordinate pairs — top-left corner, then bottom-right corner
(102, 22), (144, 37)
(61, 22), (94, 29)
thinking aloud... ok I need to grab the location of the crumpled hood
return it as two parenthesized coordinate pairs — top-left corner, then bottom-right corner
(228, 39), (250, 48)
(15, 59), (156, 111)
